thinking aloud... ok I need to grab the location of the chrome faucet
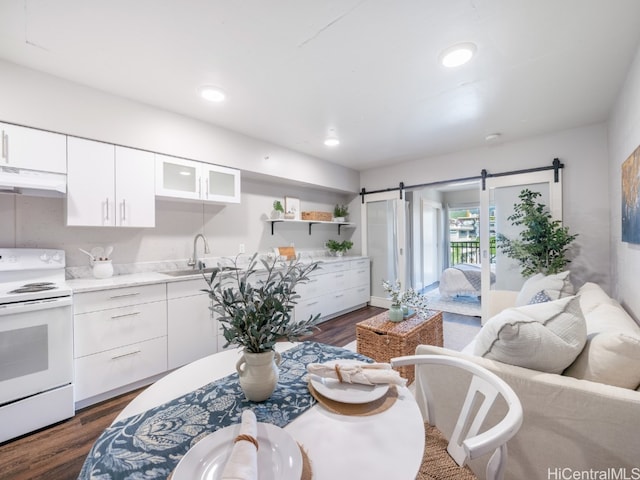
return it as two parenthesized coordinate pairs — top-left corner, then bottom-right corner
(188, 233), (211, 269)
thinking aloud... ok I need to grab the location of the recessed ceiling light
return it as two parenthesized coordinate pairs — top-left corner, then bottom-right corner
(485, 133), (501, 142)
(440, 42), (477, 68)
(198, 85), (226, 102)
(324, 129), (340, 147)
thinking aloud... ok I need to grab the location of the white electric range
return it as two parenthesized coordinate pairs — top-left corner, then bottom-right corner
(0, 248), (74, 443)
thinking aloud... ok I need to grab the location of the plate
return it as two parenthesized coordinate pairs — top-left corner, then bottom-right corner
(309, 360), (390, 404)
(173, 422), (302, 480)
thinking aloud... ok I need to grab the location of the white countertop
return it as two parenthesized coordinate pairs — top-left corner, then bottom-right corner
(66, 255), (369, 293)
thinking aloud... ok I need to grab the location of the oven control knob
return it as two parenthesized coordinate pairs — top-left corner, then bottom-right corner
(40, 252), (51, 262)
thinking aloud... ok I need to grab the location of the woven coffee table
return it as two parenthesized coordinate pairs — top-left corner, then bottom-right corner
(356, 310), (443, 384)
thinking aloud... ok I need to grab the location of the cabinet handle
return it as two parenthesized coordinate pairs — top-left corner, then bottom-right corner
(306, 301), (319, 306)
(111, 350), (141, 360)
(121, 199), (126, 221)
(109, 292), (141, 299)
(110, 311), (140, 319)
(335, 294), (344, 298)
(105, 198), (110, 221)
(1, 131), (7, 161)
(335, 274), (345, 278)
(198, 177), (202, 197)
(206, 178), (209, 199)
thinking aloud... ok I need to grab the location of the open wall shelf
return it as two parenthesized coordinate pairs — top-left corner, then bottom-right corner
(266, 219), (355, 235)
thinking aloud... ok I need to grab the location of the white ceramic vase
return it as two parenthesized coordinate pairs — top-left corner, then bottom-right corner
(236, 349), (282, 402)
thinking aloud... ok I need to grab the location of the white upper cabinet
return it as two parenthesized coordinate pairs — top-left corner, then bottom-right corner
(156, 154), (240, 204)
(115, 146), (156, 227)
(67, 137), (155, 227)
(0, 122), (67, 174)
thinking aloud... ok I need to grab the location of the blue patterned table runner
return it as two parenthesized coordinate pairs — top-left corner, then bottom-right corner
(79, 341), (371, 479)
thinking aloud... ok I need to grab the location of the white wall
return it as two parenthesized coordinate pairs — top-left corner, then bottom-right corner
(0, 178), (356, 268)
(0, 59), (359, 194)
(0, 60), (362, 268)
(608, 43), (640, 321)
(360, 123), (611, 291)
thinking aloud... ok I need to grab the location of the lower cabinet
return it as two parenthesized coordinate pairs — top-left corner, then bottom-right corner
(72, 257), (369, 407)
(167, 279), (218, 370)
(294, 258), (370, 323)
(73, 284), (167, 406)
(74, 337), (167, 402)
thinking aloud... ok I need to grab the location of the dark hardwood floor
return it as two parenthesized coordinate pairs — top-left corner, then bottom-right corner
(0, 306), (384, 480)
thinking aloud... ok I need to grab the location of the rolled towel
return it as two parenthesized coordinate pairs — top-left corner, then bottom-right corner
(307, 362), (407, 387)
(220, 410), (259, 480)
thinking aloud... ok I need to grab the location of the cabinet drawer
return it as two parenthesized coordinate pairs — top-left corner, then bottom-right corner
(324, 270), (348, 291)
(349, 265), (370, 287)
(74, 336), (167, 402)
(74, 283), (166, 314)
(350, 258), (370, 270)
(318, 261), (349, 273)
(167, 278), (209, 299)
(74, 300), (167, 357)
(294, 297), (324, 324)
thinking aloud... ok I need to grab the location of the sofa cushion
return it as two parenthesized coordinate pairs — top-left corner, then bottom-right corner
(577, 282), (617, 315)
(515, 271), (574, 307)
(474, 295), (586, 374)
(564, 331), (640, 389)
(564, 299), (640, 389)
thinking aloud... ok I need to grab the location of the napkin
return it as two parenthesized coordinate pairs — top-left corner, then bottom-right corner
(307, 362), (407, 387)
(220, 410), (259, 480)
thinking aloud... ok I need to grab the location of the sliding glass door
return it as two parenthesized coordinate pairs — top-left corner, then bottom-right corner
(479, 170), (563, 322)
(361, 191), (409, 308)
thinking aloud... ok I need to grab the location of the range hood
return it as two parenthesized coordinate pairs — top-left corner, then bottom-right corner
(0, 166), (67, 197)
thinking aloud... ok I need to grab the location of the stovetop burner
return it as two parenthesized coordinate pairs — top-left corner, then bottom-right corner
(9, 282), (58, 294)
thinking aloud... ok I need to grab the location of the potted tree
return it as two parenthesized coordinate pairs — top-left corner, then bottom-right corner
(497, 189), (578, 277)
(326, 239), (353, 256)
(333, 204), (349, 222)
(203, 253), (320, 401)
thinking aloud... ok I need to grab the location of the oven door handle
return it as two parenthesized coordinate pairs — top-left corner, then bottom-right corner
(0, 296), (72, 315)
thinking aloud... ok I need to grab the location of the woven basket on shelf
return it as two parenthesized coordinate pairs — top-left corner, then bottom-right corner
(301, 211), (332, 221)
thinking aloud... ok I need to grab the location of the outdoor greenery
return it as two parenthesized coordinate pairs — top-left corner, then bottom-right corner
(326, 239), (353, 253)
(333, 203), (349, 218)
(497, 189), (578, 277)
(202, 253), (321, 353)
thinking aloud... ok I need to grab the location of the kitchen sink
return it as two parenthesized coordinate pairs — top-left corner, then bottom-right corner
(162, 266), (241, 277)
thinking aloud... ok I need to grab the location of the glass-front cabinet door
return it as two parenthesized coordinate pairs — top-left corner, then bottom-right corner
(203, 164), (241, 203)
(155, 155), (241, 203)
(155, 154), (201, 200)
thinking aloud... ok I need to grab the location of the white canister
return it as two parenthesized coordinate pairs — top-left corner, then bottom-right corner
(93, 260), (114, 279)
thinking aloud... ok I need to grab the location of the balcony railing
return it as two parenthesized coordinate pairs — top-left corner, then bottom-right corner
(449, 238), (496, 265)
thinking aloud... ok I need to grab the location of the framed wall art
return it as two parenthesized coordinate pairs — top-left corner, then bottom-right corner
(622, 144), (640, 244)
(284, 196), (300, 220)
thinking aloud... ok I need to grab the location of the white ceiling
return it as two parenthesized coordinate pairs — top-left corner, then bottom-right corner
(1, 1), (640, 172)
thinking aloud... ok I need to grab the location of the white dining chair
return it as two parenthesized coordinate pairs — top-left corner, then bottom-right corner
(390, 353), (523, 480)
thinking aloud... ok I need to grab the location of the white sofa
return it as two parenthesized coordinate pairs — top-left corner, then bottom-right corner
(415, 281), (640, 480)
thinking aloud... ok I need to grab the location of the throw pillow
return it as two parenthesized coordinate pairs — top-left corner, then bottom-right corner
(564, 332), (640, 389)
(529, 290), (552, 304)
(474, 295), (587, 374)
(515, 271), (574, 307)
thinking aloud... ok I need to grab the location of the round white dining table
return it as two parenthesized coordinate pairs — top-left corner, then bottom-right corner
(116, 342), (425, 480)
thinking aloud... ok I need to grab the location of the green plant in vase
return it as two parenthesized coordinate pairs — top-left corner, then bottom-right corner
(326, 239), (353, 256)
(202, 253), (321, 400)
(333, 204), (349, 222)
(271, 200), (285, 219)
(382, 279), (430, 322)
